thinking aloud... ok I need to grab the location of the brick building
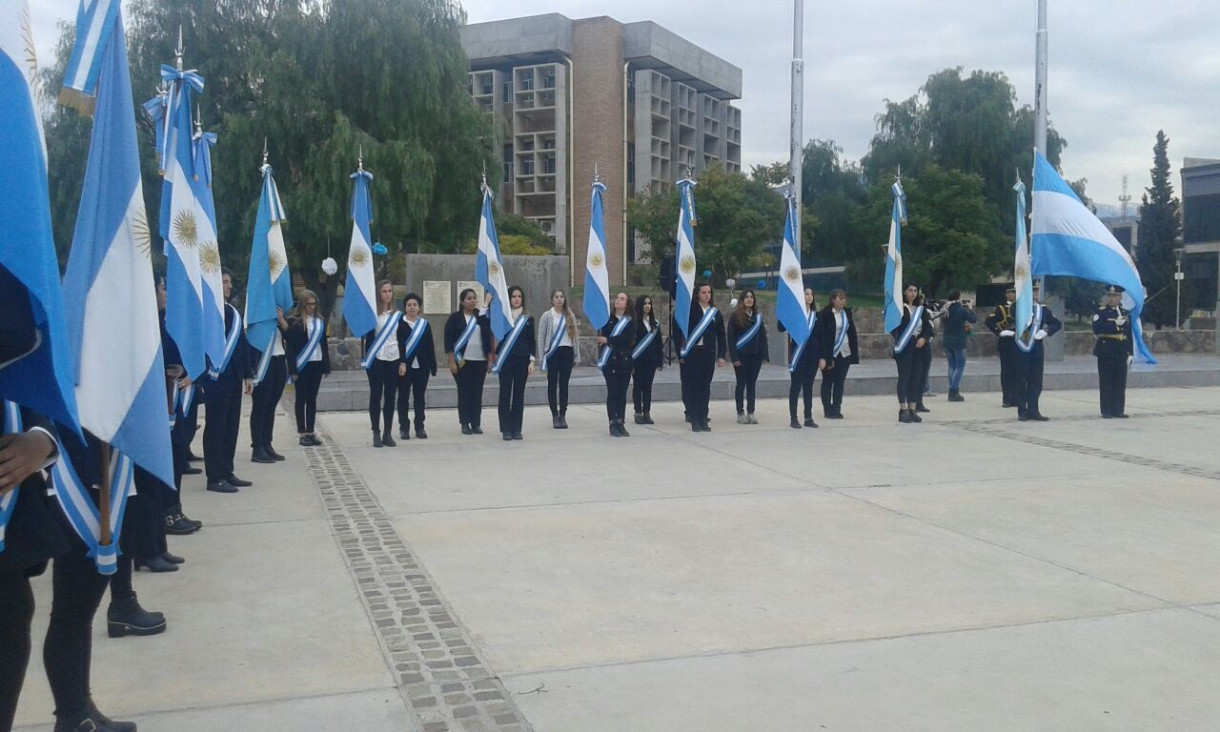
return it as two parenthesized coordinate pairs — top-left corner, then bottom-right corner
(462, 14), (743, 286)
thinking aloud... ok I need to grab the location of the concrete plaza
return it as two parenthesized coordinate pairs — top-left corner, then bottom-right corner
(13, 375), (1220, 731)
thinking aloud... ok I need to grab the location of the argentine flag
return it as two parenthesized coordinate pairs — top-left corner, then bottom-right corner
(882, 180), (907, 334)
(59, 8), (174, 490)
(674, 178), (698, 339)
(246, 162), (293, 381)
(1031, 151), (1156, 364)
(776, 195), (809, 345)
(192, 126), (227, 368)
(476, 185), (513, 339)
(1013, 180), (1034, 346)
(343, 165), (377, 338)
(583, 179), (610, 331)
(57, 0), (120, 113)
(0, 0), (81, 432)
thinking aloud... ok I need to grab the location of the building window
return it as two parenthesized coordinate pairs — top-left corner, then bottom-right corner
(503, 81), (512, 103)
(521, 158), (534, 176)
(627, 143), (636, 186)
(627, 72), (635, 105)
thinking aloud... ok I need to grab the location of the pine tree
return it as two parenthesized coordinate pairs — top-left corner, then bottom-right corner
(1137, 130), (1184, 328)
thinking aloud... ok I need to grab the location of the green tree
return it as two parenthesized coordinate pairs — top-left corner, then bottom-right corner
(1137, 130), (1184, 328)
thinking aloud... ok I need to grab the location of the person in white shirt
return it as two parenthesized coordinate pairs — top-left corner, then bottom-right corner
(537, 290), (579, 429)
(363, 280), (400, 447)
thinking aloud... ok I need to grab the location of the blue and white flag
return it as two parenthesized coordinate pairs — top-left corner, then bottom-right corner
(1012, 180), (1034, 349)
(343, 164), (378, 338)
(674, 178), (698, 339)
(776, 195), (809, 346)
(158, 61), (208, 379)
(882, 180), (907, 334)
(583, 179), (610, 331)
(476, 183), (513, 339)
(57, 0), (120, 112)
(192, 126), (226, 368)
(58, 7), (174, 520)
(246, 162), (293, 382)
(0, 0), (81, 433)
(1031, 151), (1156, 364)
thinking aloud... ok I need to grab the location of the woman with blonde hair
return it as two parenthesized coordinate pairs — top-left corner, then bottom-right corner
(362, 279), (400, 447)
(284, 289), (330, 445)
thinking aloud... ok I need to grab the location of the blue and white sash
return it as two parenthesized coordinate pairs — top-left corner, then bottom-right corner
(48, 441), (137, 575)
(679, 307), (719, 358)
(175, 382), (195, 419)
(295, 317), (325, 373)
(0, 400), (22, 552)
(400, 318), (429, 365)
(252, 332), (278, 386)
(787, 311), (817, 374)
(893, 305), (925, 354)
(734, 315), (763, 352)
(208, 306), (243, 378)
(597, 316), (632, 371)
(832, 310), (849, 357)
(1016, 304), (1043, 354)
(632, 327), (658, 361)
(541, 314), (566, 371)
(453, 316), (479, 366)
(361, 311), (402, 370)
(491, 315), (530, 375)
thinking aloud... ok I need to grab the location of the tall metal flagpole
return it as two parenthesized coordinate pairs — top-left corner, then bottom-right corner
(1034, 0), (1048, 155)
(790, 0), (804, 252)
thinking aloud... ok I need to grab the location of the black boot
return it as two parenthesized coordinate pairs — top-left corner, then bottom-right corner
(790, 416), (801, 429)
(558, 412), (568, 429)
(609, 420), (621, 437)
(251, 444), (275, 464)
(618, 419), (630, 437)
(634, 412), (645, 425)
(108, 594), (167, 638)
(382, 429), (396, 447)
(54, 700), (136, 732)
(899, 408), (912, 424)
(909, 408), (923, 423)
(372, 430), (383, 448)
(643, 412), (654, 425)
(553, 414), (562, 429)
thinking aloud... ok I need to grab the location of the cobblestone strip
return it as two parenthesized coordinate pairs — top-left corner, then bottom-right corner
(303, 437), (533, 732)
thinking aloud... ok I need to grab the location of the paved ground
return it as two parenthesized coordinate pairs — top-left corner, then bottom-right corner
(14, 378), (1220, 731)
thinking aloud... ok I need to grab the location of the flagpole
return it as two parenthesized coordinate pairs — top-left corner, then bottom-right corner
(789, 0), (804, 249)
(1034, 0), (1048, 155)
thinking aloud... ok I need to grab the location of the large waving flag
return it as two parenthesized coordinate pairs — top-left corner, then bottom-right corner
(1013, 180), (1034, 346)
(583, 179), (610, 331)
(476, 182), (513, 339)
(674, 178), (698, 338)
(343, 163), (377, 338)
(1031, 151), (1156, 364)
(57, 0), (120, 113)
(776, 194), (809, 344)
(246, 161), (293, 382)
(0, 0), (80, 432)
(882, 180), (907, 334)
(59, 6), (174, 571)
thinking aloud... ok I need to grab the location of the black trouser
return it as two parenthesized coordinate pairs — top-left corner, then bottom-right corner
(294, 362), (324, 434)
(821, 355), (850, 415)
(130, 466), (171, 557)
(1015, 349), (1045, 417)
(894, 348), (921, 404)
(733, 352), (764, 414)
(454, 360), (487, 428)
(250, 354), (287, 448)
(914, 348), (932, 408)
(1097, 353), (1128, 417)
(603, 361), (632, 422)
(545, 346), (574, 416)
(633, 357), (659, 414)
(109, 556), (135, 603)
(366, 359), (398, 432)
(183, 395), (200, 453)
(397, 368), (429, 432)
(997, 338), (1018, 405)
(203, 379), (242, 482)
(497, 355), (529, 436)
(789, 362), (815, 419)
(169, 413), (189, 512)
(683, 347), (715, 422)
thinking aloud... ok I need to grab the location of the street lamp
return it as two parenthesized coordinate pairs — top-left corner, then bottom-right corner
(1174, 247), (1185, 331)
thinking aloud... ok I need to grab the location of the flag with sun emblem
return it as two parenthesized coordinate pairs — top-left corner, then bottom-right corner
(191, 124), (227, 369)
(882, 179), (906, 334)
(246, 160), (292, 382)
(674, 177), (698, 339)
(776, 193), (809, 345)
(1012, 179), (1034, 349)
(583, 178), (610, 331)
(343, 161), (378, 338)
(59, 4), (174, 492)
(476, 181), (513, 339)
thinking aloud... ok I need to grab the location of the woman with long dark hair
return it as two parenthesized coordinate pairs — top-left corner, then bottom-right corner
(598, 292), (636, 436)
(632, 294), (663, 425)
(396, 292), (436, 440)
(537, 289), (579, 429)
(726, 289), (768, 424)
(444, 289), (494, 435)
(814, 288), (859, 420)
(494, 285), (536, 441)
(779, 288), (818, 428)
(677, 282), (726, 432)
(363, 280), (400, 447)
(891, 283), (933, 424)
(285, 289), (330, 445)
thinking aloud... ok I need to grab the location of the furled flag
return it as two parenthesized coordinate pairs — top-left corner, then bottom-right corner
(58, 3), (175, 571)
(1031, 151), (1156, 364)
(192, 123), (226, 366)
(343, 160), (377, 338)
(882, 180), (907, 334)
(476, 181), (513, 339)
(583, 178), (610, 331)
(0, 0), (81, 432)
(776, 193), (809, 345)
(245, 160), (293, 384)
(1012, 180), (1034, 348)
(674, 178), (698, 338)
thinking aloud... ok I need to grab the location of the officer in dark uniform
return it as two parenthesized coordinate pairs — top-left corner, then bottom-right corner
(202, 270), (253, 493)
(1013, 280), (1063, 421)
(1093, 284), (1134, 418)
(984, 283), (1018, 407)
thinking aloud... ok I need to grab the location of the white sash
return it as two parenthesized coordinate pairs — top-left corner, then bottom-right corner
(252, 332), (277, 385)
(542, 313), (566, 371)
(680, 307), (719, 358)
(894, 305), (925, 354)
(295, 317), (325, 372)
(734, 314), (763, 351)
(0, 401), (21, 552)
(787, 310), (817, 374)
(361, 311), (402, 370)
(597, 316), (632, 371)
(400, 317), (429, 365)
(491, 315), (529, 375)
(453, 315), (478, 366)
(632, 327), (658, 361)
(47, 439), (135, 575)
(208, 305), (243, 378)
(175, 382), (195, 418)
(1016, 303), (1043, 354)
(833, 310), (848, 357)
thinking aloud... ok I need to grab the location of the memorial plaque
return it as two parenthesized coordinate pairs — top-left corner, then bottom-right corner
(456, 280), (485, 305)
(422, 280), (451, 315)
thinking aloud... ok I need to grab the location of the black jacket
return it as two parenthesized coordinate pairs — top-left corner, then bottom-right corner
(600, 314), (636, 373)
(0, 408), (71, 576)
(444, 310), (494, 360)
(1092, 306), (1134, 358)
(726, 311), (769, 362)
(493, 314), (536, 362)
(397, 316), (438, 376)
(205, 303), (252, 385)
(674, 304), (726, 360)
(813, 306), (859, 365)
(890, 304), (934, 355)
(285, 315), (331, 376)
(633, 317), (664, 365)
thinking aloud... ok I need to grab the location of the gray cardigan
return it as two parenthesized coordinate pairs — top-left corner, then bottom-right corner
(536, 308), (581, 364)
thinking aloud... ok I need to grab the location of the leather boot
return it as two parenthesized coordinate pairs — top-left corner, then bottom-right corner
(899, 408), (912, 423)
(634, 412), (645, 425)
(108, 594), (167, 637)
(618, 420), (630, 437)
(643, 412), (654, 425)
(382, 429), (396, 447)
(251, 445), (275, 464)
(909, 408), (923, 423)
(372, 430), (383, 448)
(54, 700), (136, 732)
(553, 414), (562, 429)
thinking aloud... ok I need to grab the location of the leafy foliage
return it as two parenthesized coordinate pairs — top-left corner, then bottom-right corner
(1137, 130), (1185, 328)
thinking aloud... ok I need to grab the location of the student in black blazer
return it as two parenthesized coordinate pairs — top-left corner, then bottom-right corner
(631, 294), (664, 425)
(395, 293), (437, 440)
(779, 288), (819, 428)
(675, 283), (726, 433)
(202, 270), (253, 493)
(284, 290), (331, 445)
(814, 289), (859, 420)
(444, 289), (495, 435)
(892, 284), (934, 424)
(726, 289), (769, 425)
(599, 292), (636, 436)
(494, 286), (536, 440)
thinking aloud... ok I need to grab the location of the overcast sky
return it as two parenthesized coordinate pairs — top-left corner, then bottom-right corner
(30, 1), (1218, 209)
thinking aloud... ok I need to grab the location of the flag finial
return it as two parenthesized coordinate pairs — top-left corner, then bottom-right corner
(594, 162), (600, 183)
(896, 164), (902, 181)
(261, 138), (268, 167)
(357, 145), (364, 173)
(175, 26), (184, 72)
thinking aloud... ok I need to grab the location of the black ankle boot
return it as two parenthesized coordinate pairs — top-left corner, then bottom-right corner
(634, 412), (645, 425)
(55, 700), (136, 731)
(643, 412), (654, 425)
(382, 429), (396, 447)
(372, 430), (383, 448)
(108, 594), (167, 638)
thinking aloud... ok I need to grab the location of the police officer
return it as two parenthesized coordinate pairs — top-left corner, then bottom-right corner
(1014, 280), (1062, 421)
(985, 283), (1019, 408)
(1093, 284), (1134, 418)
